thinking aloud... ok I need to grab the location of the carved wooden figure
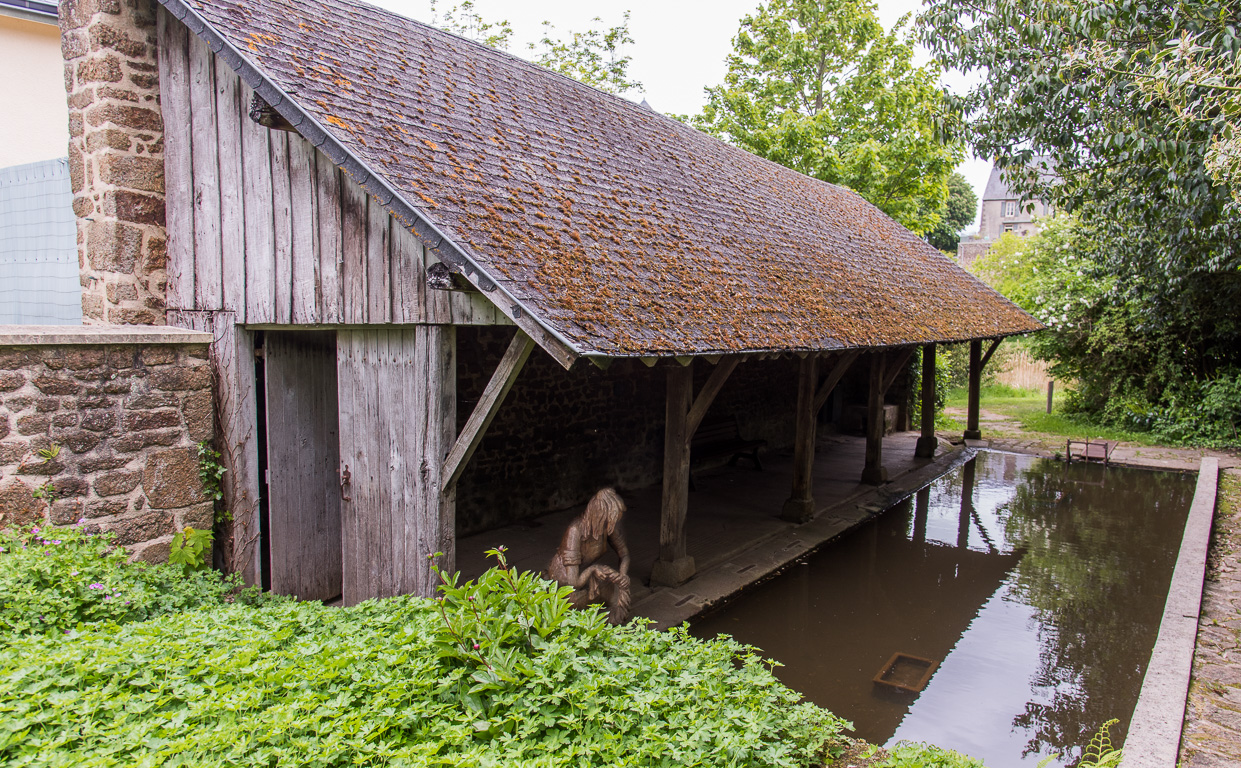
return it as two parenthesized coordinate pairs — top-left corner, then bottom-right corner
(546, 488), (632, 624)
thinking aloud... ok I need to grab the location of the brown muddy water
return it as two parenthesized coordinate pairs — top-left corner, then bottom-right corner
(692, 451), (1196, 767)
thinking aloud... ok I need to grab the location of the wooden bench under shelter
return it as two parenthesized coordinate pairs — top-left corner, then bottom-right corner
(689, 415), (766, 489)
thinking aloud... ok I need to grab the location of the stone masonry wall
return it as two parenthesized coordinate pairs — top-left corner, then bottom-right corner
(59, 0), (167, 325)
(0, 339), (213, 562)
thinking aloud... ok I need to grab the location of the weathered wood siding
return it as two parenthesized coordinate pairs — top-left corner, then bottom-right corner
(264, 332), (342, 601)
(166, 309), (261, 585)
(157, 9), (508, 327)
(337, 328), (456, 604)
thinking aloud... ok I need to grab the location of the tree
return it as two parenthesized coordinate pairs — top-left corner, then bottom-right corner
(529, 13), (641, 95)
(428, 1), (640, 96)
(925, 171), (977, 252)
(920, 0), (1241, 440)
(690, 0), (963, 234)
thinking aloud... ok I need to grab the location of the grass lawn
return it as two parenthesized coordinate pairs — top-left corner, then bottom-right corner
(943, 384), (1165, 446)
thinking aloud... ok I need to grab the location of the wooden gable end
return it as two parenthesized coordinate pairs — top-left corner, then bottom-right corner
(156, 8), (508, 328)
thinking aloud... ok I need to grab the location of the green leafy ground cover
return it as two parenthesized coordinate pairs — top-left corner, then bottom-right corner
(0, 531), (849, 767)
(944, 385), (1165, 447)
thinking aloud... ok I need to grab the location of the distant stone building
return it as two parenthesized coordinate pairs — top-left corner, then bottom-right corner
(957, 162), (1054, 268)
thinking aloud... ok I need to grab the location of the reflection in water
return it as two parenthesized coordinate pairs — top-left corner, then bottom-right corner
(692, 452), (1195, 767)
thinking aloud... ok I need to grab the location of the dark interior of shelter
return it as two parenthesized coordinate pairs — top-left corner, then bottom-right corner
(452, 326), (913, 535)
(250, 327), (916, 597)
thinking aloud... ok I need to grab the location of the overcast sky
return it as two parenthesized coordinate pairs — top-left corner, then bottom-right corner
(371, 0), (990, 231)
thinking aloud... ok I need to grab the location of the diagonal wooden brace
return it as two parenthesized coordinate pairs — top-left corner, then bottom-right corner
(812, 350), (861, 414)
(441, 331), (535, 492)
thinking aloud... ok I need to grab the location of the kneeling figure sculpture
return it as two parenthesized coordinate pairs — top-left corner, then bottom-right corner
(546, 488), (631, 624)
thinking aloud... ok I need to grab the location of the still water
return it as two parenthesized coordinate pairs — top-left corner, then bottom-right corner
(692, 451), (1196, 767)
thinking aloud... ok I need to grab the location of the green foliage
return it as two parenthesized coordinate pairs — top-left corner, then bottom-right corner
(921, 0), (1241, 446)
(926, 172), (979, 252)
(428, 2), (641, 96)
(0, 562), (848, 767)
(0, 523), (251, 637)
(35, 444), (59, 463)
(877, 741), (985, 768)
(691, 0), (962, 234)
(197, 441), (230, 524)
(971, 214), (1241, 446)
(1037, 719), (1123, 768)
(529, 12), (642, 95)
(169, 526), (213, 573)
(429, 0), (513, 49)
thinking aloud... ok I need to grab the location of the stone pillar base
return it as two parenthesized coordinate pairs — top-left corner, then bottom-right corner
(914, 435), (938, 458)
(650, 556), (696, 587)
(861, 464), (888, 486)
(781, 497), (815, 523)
(963, 429), (982, 441)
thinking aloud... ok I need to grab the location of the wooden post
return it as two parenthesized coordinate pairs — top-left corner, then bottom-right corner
(782, 355), (818, 522)
(958, 458), (977, 550)
(1046, 380), (1055, 414)
(652, 363), (696, 587)
(912, 487), (929, 544)
(336, 327), (455, 605)
(861, 353), (888, 485)
(964, 339), (983, 440)
(915, 344), (937, 458)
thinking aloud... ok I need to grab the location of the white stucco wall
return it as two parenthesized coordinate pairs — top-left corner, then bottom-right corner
(0, 13), (69, 168)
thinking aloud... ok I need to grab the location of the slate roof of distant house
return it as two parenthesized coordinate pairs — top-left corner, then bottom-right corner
(161, 0), (1041, 361)
(982, 158), (1056, 201)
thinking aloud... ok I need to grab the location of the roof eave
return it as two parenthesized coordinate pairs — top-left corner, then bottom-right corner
(155, 0), (583, 369)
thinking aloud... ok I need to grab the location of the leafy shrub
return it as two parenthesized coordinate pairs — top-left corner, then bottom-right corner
(877, 742), (985, 768)
(0, 523), (257, 636)
(0, 562), (848, 767)
(169, 525), (213, 573)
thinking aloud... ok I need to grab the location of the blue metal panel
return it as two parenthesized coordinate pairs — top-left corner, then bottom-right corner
(0, 158), (82, 325)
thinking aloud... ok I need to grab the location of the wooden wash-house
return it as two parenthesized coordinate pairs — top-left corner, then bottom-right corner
(139, 0), (1040, 603)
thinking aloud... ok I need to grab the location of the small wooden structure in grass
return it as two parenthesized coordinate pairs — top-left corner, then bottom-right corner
(1066, 439), (1116, 465)
(73, 0), (1041, 605)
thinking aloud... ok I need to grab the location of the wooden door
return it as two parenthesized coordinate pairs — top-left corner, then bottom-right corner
(336, 327), (455, 605)
(265, 331), (342, 600)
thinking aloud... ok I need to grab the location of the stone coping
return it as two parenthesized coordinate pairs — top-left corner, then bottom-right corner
(1122, 456), (1220, 768)
(0, 325), (212, 346)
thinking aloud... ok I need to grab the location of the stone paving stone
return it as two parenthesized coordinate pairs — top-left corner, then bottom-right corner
(1181, 468), (1241, 767)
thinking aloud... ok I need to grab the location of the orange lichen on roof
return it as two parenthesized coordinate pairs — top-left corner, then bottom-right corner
(186, 0), (1041, 357)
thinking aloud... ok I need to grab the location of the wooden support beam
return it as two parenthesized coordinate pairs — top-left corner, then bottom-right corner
(782, 354), (818, 522)
(965, 339), (983, 440)
(686, 356), (740, 437)
(652, 363), (695, 587)
(861, 353), (888, 485)
(441, 331), (535, 492)
(980, 338), (1002, 371)
(812, 350), (860, 413)
(880, 347), (916, 395)
(915, 344), (938, 459)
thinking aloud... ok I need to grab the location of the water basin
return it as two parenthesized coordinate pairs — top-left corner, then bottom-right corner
(692, 451), (1196, 766)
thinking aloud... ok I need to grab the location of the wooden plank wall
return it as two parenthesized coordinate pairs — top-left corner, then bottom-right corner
(336, 328), (456, 604)
(264, 332), (342, 601)
(157, 9), (508, 328)
(166, 310), (261, 585)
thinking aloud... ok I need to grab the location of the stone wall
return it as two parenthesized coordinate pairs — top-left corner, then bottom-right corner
(59, 0), (167, 325)
(455, 327), (801, 535)
(0, 327), (214, 562)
